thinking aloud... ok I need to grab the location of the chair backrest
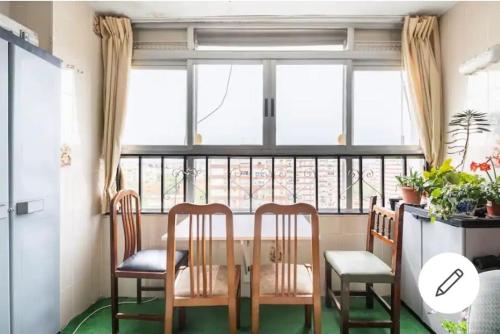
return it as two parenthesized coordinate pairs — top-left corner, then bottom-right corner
(166, 203), (235, 298)
(365, 196), (404, 276)
(468, 270), (500, 334)
(110, 190), (142, 268)
(253, 203), (320, 297)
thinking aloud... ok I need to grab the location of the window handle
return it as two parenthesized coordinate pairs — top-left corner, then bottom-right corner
(264, 98), (269, 117)
(270, 98), (275, 117)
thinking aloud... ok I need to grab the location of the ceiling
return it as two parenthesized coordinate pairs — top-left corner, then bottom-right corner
(90, 1), (457, 22)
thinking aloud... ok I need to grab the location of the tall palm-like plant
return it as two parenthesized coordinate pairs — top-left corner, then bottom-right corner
(447, 110), (491, 170)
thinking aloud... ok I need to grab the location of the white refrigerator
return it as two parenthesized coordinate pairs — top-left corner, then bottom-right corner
(0, 27), (61, 334)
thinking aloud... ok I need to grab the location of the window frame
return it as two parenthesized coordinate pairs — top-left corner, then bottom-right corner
(123, 59), (420, 156)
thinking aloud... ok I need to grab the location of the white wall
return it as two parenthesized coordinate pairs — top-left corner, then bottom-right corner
(51, 2), (103, 328)
(440, 2), (500, 166)
(99, 214), (393, 299)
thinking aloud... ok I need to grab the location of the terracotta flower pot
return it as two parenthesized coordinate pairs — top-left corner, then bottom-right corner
(486, 200), (500, 217)
(401, 187), (422, 205)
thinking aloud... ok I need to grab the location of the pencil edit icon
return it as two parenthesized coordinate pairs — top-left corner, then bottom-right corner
(435, 268), (464, 297)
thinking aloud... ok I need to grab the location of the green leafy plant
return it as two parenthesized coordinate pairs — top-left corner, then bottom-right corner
(423, 159), (462, 194)
(395, 170), (425, 192)
(447, 110), (491, 170)
(484, 181), (500, 202)
(441, 320), (467, 334)
(425, 159), (486, 221)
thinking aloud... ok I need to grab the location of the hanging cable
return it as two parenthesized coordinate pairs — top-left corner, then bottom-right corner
(71, 297), (158, 334)
(197, 64), (233, 124)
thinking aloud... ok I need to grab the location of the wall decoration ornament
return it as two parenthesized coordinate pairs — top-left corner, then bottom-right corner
(60, 144), (72, 167)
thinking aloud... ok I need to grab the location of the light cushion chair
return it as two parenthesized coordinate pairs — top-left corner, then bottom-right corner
(324, 196), (404, 334)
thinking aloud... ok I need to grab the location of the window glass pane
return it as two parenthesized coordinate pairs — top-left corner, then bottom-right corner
(120, 158), (139, 193)
(318, 159), (338, 211)
(163, 158), (184, 211)
(407, 157), (426, 174)
(252, 159), (272, 209)
(362, 158), (382, 211)
(230, 158), (250, 211)
(353, 70), (417, 145)
(195, 64), (263, 145)
(123, 69), (187, 145)
(276, 64), (344, 145)
(339, 158), (360, 213)
(385, 158), (404, 205)
(141, 158), (161, 211)
(296, 159), (316, 206)
(193, 158), (207, 204)
(274, 158), (294, 205)
(208, 158), (228, 204)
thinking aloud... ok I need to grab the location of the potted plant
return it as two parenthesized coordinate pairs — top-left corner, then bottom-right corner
(396, 170), (424, 205)
(426, 159), (486, 221)
(471, 157), (500, 217)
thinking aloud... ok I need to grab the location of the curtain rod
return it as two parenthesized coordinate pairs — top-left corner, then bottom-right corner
(132, 15), (404, 27)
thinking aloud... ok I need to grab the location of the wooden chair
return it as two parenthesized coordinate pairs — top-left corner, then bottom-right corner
(324, 196), (404, 334)
(164, 203), (241, 334)
(110, 190), (188, 334)
(251, 203), (322, 334)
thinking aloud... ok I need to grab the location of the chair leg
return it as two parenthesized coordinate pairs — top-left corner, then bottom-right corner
(325, 262), (332, 308)
(313, 295), (322, 334)
(136, 278), (142, 304)
(228, 294), (237, 334)
(304, 304), (311, 328)
(178, 307), (186, 331)
(340, 279), (350, 334)
(111, 276), (119, 334)
(251, 298), (259, 334)
(391, 283), (401, 334)
(236, 283), (241, 329)
(366, 283), (374, 309)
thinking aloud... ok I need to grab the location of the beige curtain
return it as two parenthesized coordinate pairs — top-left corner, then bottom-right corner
(402, 16), (444, 167)
(97, 16), (133, 213)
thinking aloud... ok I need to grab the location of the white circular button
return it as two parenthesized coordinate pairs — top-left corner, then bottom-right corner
(418, 252), (479, 314)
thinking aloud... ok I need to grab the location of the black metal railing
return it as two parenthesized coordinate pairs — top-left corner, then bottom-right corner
(118, 154), (425, 214)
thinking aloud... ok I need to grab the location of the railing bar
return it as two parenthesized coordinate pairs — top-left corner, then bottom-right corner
(183, 156), (187, 203)
(293, 157), (297, 203)
(138, 156), (143, 209)
(161, 157), (165, 213)
(249, 157), (253, 213)
(205, 156), (209, 204)
(403, 155), (408, 176)
(381, 157), (385, 207)
(227, 157), (231, 206)
(272, 157), (275, 202)
(315, 157), (319, 210)
(337, 156), (341, 214)
(359, 156), (363, 213)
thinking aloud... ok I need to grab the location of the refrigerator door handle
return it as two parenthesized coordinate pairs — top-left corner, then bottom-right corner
(16, 200), (44, 215)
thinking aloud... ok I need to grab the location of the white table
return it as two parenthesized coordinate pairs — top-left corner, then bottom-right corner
(161, 214), (312, 279)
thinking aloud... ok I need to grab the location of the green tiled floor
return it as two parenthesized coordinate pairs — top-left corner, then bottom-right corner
(62, 297), (431, 333)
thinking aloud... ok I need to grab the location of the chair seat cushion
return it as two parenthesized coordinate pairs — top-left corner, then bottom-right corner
(174, 265), (240, 297)
(117, 249), (188, 272)
(259, 263), (313, 295)
(325, 251), (394, 283)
